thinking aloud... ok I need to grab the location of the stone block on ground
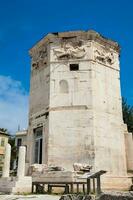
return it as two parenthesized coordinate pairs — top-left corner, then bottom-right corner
(32, 171), (78, 183)
(73, 163), (92, 173)
(28, 164), (64, 176)
(0, 176), (32, 194)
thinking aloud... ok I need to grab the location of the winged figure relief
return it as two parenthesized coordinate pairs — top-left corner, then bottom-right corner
(53, 44), (86, 59)
(94, 49), (114, 65)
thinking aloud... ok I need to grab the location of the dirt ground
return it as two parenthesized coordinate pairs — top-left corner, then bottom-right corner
(0, 194), (60, 200)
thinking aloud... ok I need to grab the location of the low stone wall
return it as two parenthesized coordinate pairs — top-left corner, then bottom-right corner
(59, 192), (133, 200)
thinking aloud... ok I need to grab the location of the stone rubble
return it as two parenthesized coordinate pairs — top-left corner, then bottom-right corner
(59, 192), (133, 200)
(28, 164), (65, 176)
(73, 163), (92, 173)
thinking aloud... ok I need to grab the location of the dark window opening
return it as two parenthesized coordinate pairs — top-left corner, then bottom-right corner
(1, 138), (5, 147)
(70, 64), (79, 71)
(34, 127), (43, 164)
(39, 138), (42, 164)
(17, 138), (22, 147)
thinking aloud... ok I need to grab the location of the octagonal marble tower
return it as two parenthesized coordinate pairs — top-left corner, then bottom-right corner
(27, 30), (131, 189)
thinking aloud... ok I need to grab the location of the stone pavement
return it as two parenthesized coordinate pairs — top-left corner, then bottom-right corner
(0, 194), (60, 200)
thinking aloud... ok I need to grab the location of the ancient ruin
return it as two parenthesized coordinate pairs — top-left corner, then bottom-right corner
(0, 145), (32, 194)
(18, 30), (133, 191)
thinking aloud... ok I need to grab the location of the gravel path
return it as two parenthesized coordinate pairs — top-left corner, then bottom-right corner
(0, 194), (60, 200)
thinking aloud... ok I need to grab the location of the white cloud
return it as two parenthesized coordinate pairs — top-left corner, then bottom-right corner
(0, 75), (29, 134)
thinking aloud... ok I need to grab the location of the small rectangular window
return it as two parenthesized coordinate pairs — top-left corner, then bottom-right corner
(70, 64), (79, 71)
(17, 138), (22, 147)
(1, 138), (5, 147)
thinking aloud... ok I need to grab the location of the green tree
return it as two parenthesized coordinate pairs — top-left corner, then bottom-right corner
(0, 128), (7, 133)
(122, 97), (133, 133)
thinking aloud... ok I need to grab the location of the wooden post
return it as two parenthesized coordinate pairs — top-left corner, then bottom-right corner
(83, 183), (85, 194)
(48, 184), (52, 193)
(77, 183), (79, 193)
(87, 178), (91, 194)
(32, 183), (34, 193)
(93, 178), (95, 193)
(65, 184), (69, 194)
(71, 183), (73, 193)
(97, 176), (101, 195)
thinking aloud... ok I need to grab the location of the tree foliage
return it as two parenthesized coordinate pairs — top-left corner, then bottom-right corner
(0, 128), (7, 133)
(122, 97), (133, 133)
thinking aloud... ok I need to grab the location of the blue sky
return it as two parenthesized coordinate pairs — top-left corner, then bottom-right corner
(0, 0), (133, 133)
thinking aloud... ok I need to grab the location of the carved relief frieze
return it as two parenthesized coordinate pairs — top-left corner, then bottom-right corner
(53, 42), (86, 59)
(94, 48), (115, 65)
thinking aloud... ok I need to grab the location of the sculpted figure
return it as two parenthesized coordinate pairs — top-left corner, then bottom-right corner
(73, 163), (92, 172)
(94, 49), (114, 65)
(53, 43), (86, 59)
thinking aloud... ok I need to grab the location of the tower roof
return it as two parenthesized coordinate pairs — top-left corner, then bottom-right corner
(29, 30), (120, 55)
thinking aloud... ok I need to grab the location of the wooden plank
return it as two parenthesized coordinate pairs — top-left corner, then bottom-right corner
(32, 181), (87, 184)
(88, 170), (106, 178)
